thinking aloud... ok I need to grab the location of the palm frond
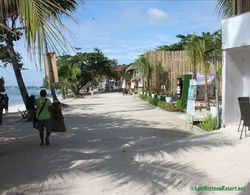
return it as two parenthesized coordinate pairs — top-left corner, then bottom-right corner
(216, 0), (233, 17)
(0, 0), (80, 64)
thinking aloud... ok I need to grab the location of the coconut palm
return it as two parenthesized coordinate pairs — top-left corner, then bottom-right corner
(136, 55), (153, 92)
(216, 0), (233, 17)
(155, 62), (164, 92)
(185, 34), (199, 79)
(0, 0), (79, 105)
(197, 33), (213, 110)
(57, 55), (81, 98)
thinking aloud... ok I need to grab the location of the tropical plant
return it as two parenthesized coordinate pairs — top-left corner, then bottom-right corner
(0, 0), (79, 105)
(136, 55), (153, 90)
(57, 49), (118, 96)
(216, 0), (233, 17)
(155, 62), (164, 91)
(199, 114), (217, 131)
(185, 34), (199, 79)
(156, 34), (192, 51)
(196, 32), (214, 110)
(57, 55), (81, 98)
(212, 30), (222, 81)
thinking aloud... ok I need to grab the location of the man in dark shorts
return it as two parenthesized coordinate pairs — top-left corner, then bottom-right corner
(35, 90), (52, 146)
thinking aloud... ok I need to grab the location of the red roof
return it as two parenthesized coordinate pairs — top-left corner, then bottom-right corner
(114, 65), (126, 72)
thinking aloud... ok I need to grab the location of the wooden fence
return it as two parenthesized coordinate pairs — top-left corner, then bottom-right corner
(144, 51), (220, 94)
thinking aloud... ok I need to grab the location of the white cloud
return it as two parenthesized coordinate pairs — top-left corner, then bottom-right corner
(147, 8), (167, 24)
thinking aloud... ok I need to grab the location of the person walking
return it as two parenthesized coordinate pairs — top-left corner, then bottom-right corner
(35, 90), (52, 146)
(0, 93), (4, 125)
(3, 94), (9, 114)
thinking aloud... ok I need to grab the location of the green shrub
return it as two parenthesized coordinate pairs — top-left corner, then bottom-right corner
(165, 103), (176, 112)
(140, 94), (182, 112)
(149, 97), (159, 106)
(198, 114), (217, 132)
(157, 101), (166, 109)
(175, 99), (184, 112)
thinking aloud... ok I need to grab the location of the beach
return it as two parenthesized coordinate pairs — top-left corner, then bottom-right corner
(0, 93), (250, 194)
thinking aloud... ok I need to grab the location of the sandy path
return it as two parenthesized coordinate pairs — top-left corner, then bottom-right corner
(0, 93), (249, 195)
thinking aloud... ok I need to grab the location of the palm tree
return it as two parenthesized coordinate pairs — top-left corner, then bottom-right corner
(57, 55), (81, 98)
(185, 34), (199, 79)
(155, 62), (164, 92)
(0, 0), (79, 105)
(216, 0), (233, 17)
(197, 33), (213, 110)
(136, 55), (153, 92)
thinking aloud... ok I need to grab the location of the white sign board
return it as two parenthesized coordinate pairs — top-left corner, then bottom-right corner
(186, 79), (197, 124)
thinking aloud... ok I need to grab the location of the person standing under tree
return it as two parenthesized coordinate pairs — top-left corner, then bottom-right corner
(0, 93), (4, 125)
(35, 90), (52, 146)
(3, 94), (9, 114)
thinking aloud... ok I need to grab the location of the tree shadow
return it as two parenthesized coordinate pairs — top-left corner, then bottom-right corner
(0, 110), (236, 194)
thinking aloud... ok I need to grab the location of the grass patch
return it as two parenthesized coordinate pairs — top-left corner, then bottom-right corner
(198, 114), (217, 132)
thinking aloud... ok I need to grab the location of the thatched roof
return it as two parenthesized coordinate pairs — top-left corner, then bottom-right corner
(126, 64), (137, 72)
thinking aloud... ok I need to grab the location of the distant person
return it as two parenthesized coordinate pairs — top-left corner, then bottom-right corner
(122, 79), (127, 96)
(3, 94), (9, 114)
(26, 95), (36, 121)
(35, 90), (52, 146)
(0, 93), (4, 125)
(91, 87), (94, 95)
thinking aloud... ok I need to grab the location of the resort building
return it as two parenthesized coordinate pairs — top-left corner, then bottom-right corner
(222, 0), (250, 124)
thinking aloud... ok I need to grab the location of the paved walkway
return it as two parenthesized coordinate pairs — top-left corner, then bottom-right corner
(0, 93), (250, 194)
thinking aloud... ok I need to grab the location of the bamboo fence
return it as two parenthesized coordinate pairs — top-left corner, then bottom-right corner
(144, 51), (221, 95)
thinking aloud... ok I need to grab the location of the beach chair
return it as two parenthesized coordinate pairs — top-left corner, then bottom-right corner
(239, 101), (250, 139)
(237, 97), (249, 132)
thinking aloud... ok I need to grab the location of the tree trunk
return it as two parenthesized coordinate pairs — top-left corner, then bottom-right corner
(192, 52), (197, 79)
(204, 72), (210, 110)
(6, 39), (29, 106)
(142, 77), (145, 93)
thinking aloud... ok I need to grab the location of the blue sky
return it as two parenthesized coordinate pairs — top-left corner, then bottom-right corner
(0, 0), (221, 86)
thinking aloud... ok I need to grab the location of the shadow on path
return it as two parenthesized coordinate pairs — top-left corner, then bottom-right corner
(0, 108), (236, 194)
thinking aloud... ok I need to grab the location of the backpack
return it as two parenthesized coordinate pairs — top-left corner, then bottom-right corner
(26, 95), (36, 110)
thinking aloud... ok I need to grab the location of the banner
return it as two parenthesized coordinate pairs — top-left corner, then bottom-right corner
(44, 52), (59, 84)
(186, 79), (197, 124)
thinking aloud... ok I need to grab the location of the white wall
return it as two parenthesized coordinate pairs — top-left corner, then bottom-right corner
(222, 12), (250, 49)
(223, 49), (243, 124)
(222, 46), (250, 124)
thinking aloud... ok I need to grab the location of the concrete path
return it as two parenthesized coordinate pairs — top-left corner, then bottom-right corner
(0, 93), (250, 195)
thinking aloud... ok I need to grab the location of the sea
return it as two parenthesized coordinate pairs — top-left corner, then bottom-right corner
(3, 86), (62, 106)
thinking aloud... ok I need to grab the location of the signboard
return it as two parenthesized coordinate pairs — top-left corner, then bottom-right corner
(44, 52), (59, 84)
(186, 79), (197, 124)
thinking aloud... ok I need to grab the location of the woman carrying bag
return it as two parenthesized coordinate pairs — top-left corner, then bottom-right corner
(35, 90), (52, 146)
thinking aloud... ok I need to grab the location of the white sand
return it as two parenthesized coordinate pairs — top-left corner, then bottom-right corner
(8, 103), (26, 113)
(0, 93), (250, 195)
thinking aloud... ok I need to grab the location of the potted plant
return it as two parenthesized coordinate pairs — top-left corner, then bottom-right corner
(157, 93), (161, 100)
(165, 91), (173, 103)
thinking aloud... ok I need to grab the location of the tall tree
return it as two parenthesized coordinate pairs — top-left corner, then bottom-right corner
(156, 34), (192, 51)
(136, 55), (153, 91)
(0, 0), (79, 105)
(155, 62), (164, 92)
(197, 33), (213, 110)
(185, 34), (199, 79)
(57, 55), (81, 98)
(57, 49), (118, 95)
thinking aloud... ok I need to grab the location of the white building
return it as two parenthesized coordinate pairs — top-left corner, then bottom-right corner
(222, 9), (250, 125)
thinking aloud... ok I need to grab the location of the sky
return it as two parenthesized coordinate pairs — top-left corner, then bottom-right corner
(0, 0), (221, 86)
